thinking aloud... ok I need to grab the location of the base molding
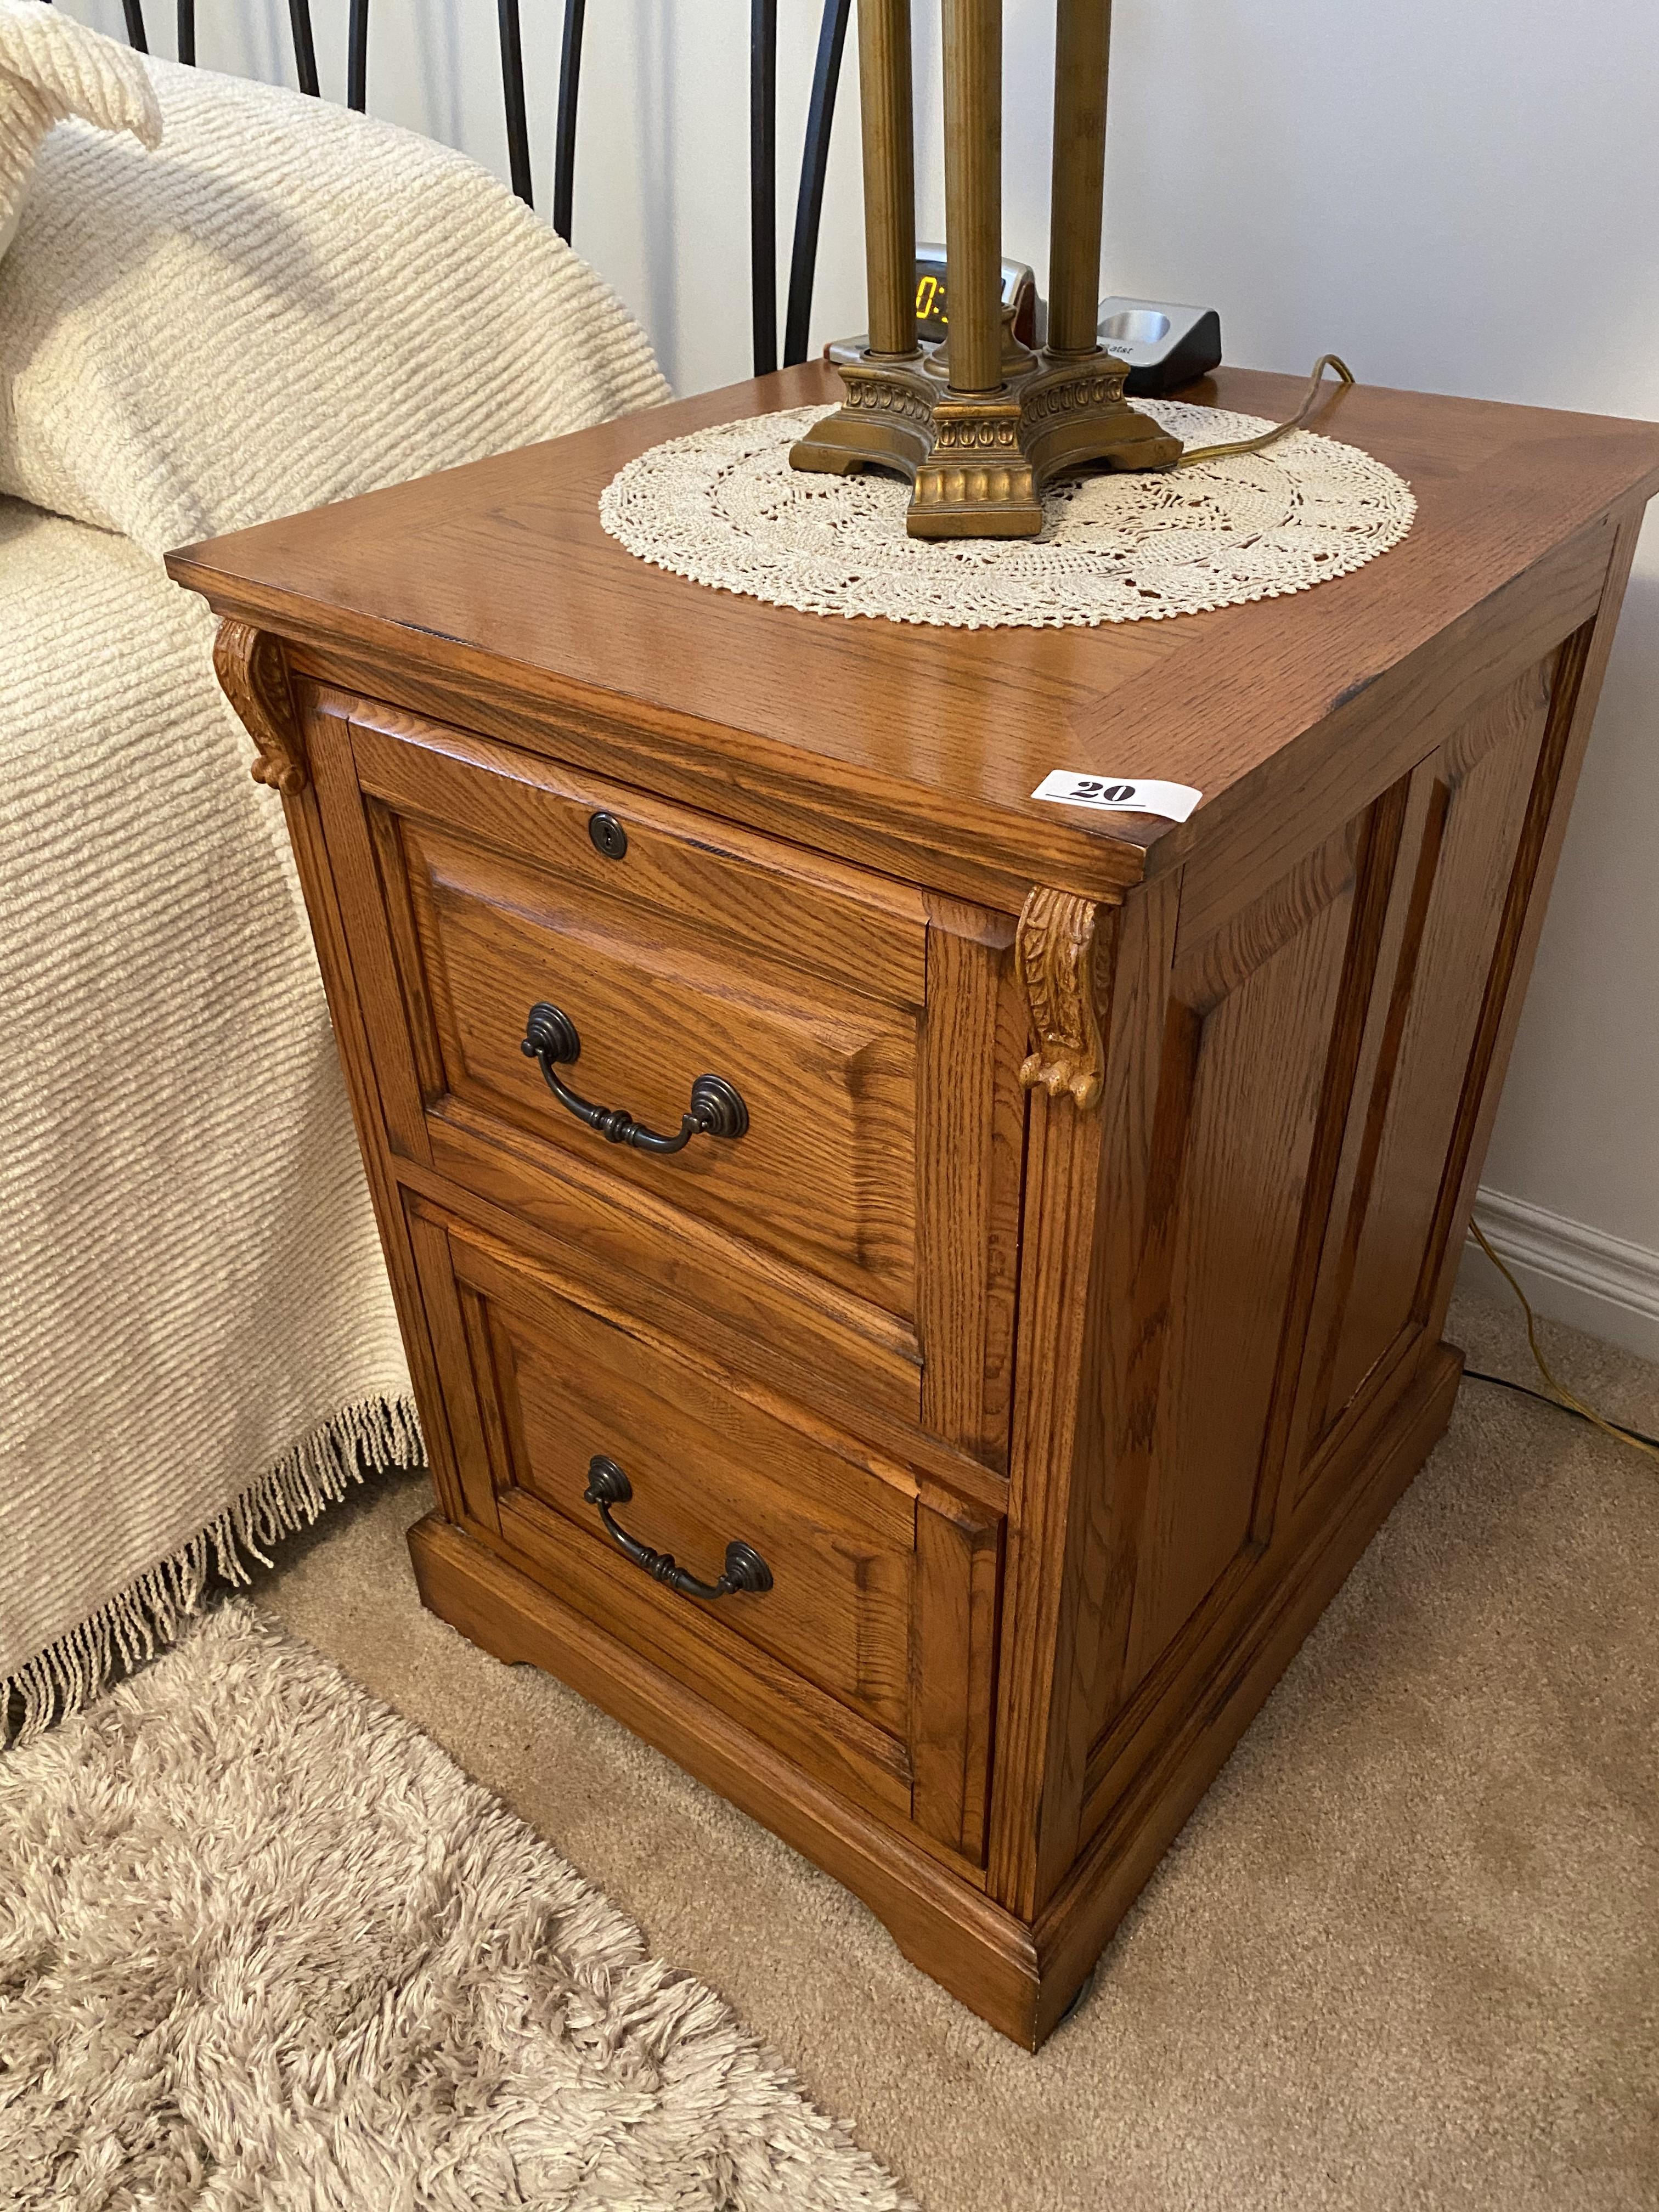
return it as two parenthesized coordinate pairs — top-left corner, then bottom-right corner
(1460, 1186), (1659, 1361)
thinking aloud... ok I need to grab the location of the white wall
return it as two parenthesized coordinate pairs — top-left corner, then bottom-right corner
(71, 0), (1659, 1352)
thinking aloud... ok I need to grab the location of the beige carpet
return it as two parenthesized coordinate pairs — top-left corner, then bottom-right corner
(259, 1288), (1659, 2211)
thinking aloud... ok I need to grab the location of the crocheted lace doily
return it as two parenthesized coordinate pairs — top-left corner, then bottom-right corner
(599, 398), (1415, 630)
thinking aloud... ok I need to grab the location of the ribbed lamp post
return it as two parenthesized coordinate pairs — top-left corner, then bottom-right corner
(791, 0), (1180, 538)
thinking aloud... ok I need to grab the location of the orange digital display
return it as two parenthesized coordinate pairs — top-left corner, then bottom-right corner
(915, 270), (949, 338)
(912, 257), (1037, 348)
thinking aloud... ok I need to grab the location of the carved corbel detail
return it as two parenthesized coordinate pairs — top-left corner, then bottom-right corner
(213, 618), (307, 795)
(1017, 886), (1108, 1110)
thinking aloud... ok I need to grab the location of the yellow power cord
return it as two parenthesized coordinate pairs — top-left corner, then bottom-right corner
(1176, 352), (1356, 470)
(1468, 1218), (1659, 1463)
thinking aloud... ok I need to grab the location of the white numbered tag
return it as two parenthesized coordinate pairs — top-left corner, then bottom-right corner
(1030, 770), (1202, 823)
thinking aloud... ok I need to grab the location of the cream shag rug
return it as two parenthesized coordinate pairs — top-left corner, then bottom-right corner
(0, 1604), (912, 2212)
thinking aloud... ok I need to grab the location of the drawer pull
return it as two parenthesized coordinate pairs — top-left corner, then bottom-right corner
(583, 1454), (774, 1600)
(521, 1002), (749, 1156)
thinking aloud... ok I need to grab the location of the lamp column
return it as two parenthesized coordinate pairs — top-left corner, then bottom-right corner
(788, 0), (1180, 534)
(859, 0), (919, 359)
(1047, 0), (1111, 357)
(941, 0), (1004, 393)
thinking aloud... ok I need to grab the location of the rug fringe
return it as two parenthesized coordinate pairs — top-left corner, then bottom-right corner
(1, 1393), (424, 1750)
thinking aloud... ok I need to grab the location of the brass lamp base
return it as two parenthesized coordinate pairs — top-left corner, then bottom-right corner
(790, 336), (1183, 540)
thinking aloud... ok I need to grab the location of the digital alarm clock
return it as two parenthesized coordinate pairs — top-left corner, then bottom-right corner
(912, 242), (1040, 350)
(909, 252), (1219, 397)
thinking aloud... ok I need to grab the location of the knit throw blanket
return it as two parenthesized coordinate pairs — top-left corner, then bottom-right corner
(0, 56), (667, 1739)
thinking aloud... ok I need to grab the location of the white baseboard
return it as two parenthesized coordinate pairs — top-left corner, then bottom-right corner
(1457, 1187), (1659, 1363)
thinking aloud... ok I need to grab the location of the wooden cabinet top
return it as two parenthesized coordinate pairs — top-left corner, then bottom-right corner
(168, 363), (1659, 912)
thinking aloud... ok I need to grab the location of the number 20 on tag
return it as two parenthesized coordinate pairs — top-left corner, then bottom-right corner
(1030, 770), (1203, 824)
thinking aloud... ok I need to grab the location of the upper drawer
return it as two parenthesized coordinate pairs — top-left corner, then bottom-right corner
(362, 728), (921, 1319)
(304, 693), (1027, 1470)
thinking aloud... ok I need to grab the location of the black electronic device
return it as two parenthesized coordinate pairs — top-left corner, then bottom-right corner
(908, 253), (1220, 399)
(1096, 297), (1224, 396)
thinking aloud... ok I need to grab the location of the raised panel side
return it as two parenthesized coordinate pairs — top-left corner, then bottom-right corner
(403, 1201), (500, 1533)
(911, 1486), (1004, 1864)
(1244, 780), (1420, 1544)
(1278, 759), (1447, 1494)
(1011, 802), (1401, 1905)
(1050, 784), (1451, 1888)
(1417, 596), (1625, 1341)
(916, 895), (1027, 1472)
(302, 694), (436, 1166)
(1112, 865), (1356, 1697)
(1290, 652), (1556, 1486)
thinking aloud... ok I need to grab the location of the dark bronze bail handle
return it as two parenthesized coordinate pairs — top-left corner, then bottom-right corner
(582, 1455), (774, 1601)
(521, 1002), (748, 1156)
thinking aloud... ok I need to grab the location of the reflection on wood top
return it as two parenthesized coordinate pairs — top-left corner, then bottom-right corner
(167, 362), (1659, 906)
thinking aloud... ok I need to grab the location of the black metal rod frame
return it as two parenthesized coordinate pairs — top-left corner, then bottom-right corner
(347, 0), (369, 111)
(552, 0), (585, 241)
(784, 0), (852, 368)
(128, 0), (851, 367)
(750, 0), (779, 375)
(496, 0), (532, 204)
(164, 0), (314, 92)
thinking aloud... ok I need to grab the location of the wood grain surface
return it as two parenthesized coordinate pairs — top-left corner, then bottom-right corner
(410, 1196), (1004, 1869)
(170, 364), (1659, 910)
(188, 368), (1659, 2049)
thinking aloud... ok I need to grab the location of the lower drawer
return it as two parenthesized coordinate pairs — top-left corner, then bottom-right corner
(407, 1197), (1003, 1864)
